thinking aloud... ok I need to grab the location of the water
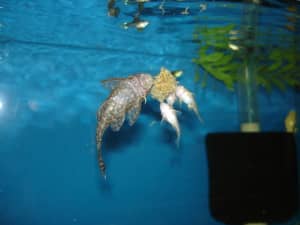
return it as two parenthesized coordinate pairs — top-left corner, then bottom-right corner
(0, 1), (299, 225)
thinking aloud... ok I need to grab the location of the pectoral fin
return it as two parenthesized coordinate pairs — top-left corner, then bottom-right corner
(110, 115), (125, 132)
(127, 101), (142, 126)
(101, 78), (126, 90)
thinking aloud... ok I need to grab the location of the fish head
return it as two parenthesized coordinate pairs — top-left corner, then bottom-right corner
(160, 102), (173, 115)
(160, 102), (168, 112)
(175, 85), (185, 97)
(137, 73), (153, 92)
(160, 102), (179, 128)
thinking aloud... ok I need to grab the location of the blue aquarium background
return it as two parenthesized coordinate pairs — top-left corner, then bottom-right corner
(0, 0), (299, 225)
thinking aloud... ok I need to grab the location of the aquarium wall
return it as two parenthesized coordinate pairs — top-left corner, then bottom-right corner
(0, 0), (299, 225)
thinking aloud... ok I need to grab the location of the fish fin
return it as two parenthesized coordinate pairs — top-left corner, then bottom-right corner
(96, 119), (107, 179)
(174, 124), (181, 148)
(101, 78), (125, 90)
(110, 115), (125, 132)
(196, 112), (204, 123)
(192, 107), (204, 123)
(99, 158), (107, 179)
(187, 103), (204, 123)
(127, 101), (142, 126)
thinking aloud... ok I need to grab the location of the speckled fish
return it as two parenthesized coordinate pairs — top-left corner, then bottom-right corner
(96, 74), (153, 179)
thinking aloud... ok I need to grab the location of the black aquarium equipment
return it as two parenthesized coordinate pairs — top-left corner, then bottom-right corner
(205, 0), (299, 224)
(206, 132), (298, 225)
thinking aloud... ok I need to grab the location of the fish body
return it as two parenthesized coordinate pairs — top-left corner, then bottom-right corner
(175, 85), (203, 123)
(123, 17), (149, 30)
(166, 93), (177, 106)
(96, 74), (153, 178)
(160, 102), (180, 146)
(123, 20), (149, 30)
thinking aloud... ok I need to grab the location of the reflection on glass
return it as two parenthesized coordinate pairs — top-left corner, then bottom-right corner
(0, 99), (3, 111)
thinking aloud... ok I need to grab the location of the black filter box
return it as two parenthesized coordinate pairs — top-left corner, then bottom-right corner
(205, 132), (298, 225)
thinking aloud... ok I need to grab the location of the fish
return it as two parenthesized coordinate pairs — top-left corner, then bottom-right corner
(96, 73), (153, 179)
(160, 102), (181, 146)
(199, 3), (207, 12)
(166, 93), (177, 106)
(107, 0), (120, 17)
(125, 0), (150, 3)
(123, 16), (149, 30)
(228, 43), (239, 51)
(108, 7), (120, 17)
(158, 0), (166, 15)
(175, 85), (203, 123)
(285, 110), (297, 133)
(180, 7), (189, 15)
(171, 70), (183, 78)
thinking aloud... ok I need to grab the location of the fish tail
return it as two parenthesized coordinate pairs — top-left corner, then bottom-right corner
(189, 103), (204, 123)
(96, 115), (107, 179)
(194, 109), (204, 123)
(174, 123), (181, 148)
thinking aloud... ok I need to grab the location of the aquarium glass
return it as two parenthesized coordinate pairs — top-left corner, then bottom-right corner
(0, 0), (299, 225)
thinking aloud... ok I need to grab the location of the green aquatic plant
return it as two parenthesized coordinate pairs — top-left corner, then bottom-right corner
(256, 47), (300, 92)
(192, 24), (300, 91)
(192, 24), (241, 90)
